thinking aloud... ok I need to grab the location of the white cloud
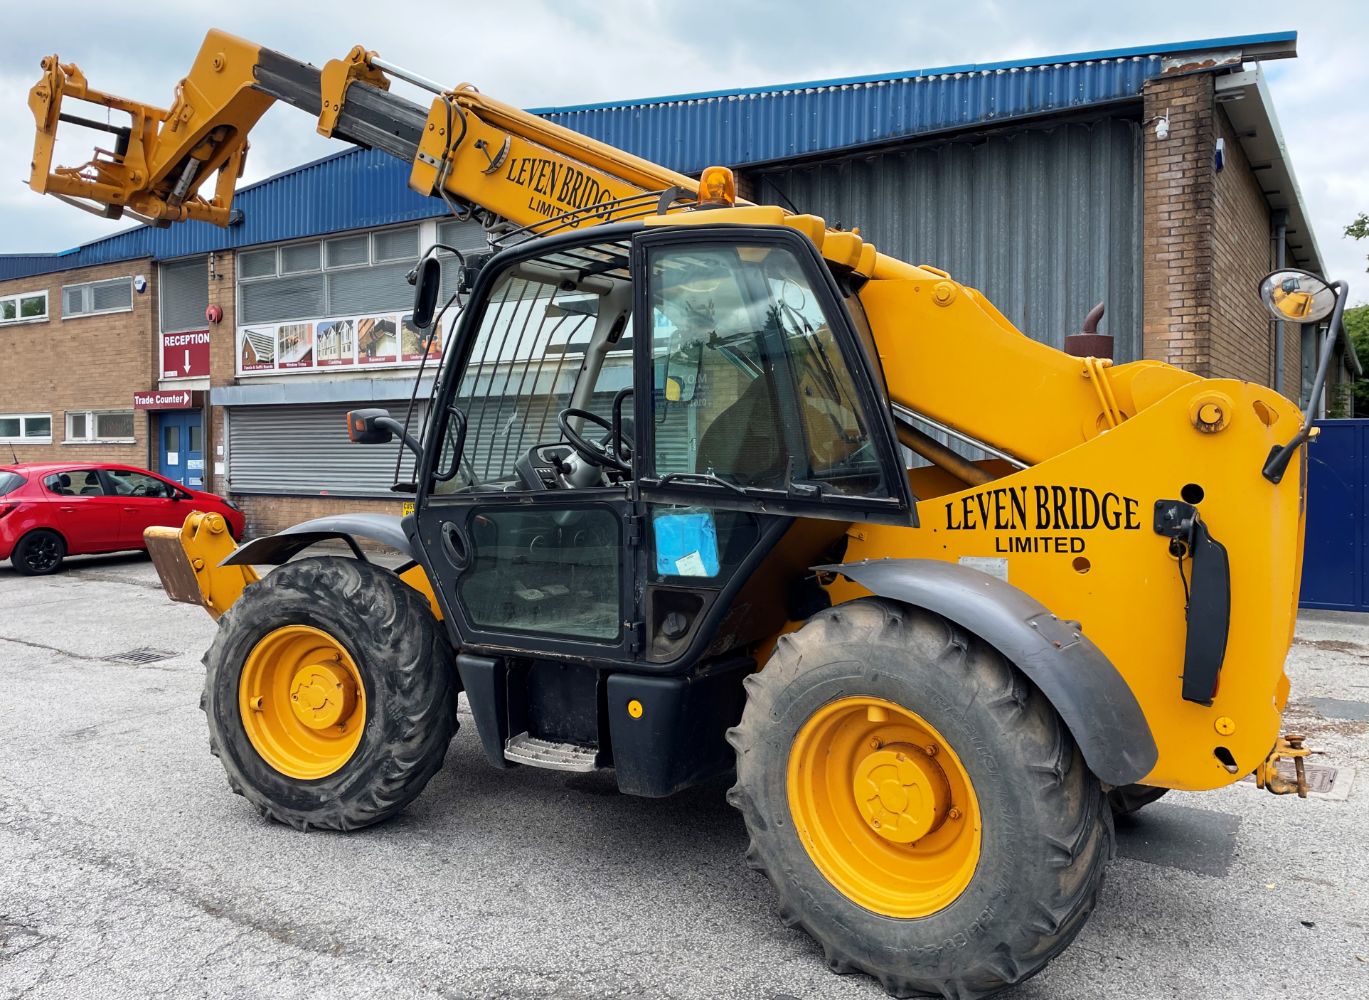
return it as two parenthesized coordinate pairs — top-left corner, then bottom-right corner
(3, 0), (1366, 294)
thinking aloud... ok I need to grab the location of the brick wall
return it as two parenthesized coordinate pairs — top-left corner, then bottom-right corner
(0, 260), (157, 466)
(1210, 108), (1285, 390)
(233, 494), (405, 540)
(1142, 72), (1297, 401)
(207, 250), (236, 494)
(1142, 73), (1216, 376)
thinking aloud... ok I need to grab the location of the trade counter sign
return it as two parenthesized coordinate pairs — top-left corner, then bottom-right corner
(161, 330), (212, 379)
(133, 389), (203, 410)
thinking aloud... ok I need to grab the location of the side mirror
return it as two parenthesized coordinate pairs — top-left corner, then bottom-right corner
(1259, 268), (1336, 324)
(410, 256), (443, 330)
(347, 408), (395, 445)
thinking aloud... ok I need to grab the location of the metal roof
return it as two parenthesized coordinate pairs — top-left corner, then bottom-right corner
(0, 31), (1298, 281)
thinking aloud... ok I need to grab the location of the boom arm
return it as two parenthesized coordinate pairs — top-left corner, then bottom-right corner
(29, 29), (709, 233)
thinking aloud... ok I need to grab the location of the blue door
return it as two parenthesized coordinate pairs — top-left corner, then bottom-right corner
(1300, 419), (1368, 612)
(158, 410), (205, 489)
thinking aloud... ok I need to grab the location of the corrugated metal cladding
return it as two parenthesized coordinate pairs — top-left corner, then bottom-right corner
(228, 401), (428, 496)
(756, 119), (1144, 360)
(538, 57), (1156, 176)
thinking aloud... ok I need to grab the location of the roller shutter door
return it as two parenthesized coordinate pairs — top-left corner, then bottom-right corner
(228, 402), (427, 496)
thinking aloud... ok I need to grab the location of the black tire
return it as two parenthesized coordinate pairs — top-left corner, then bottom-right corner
(202, 556), (459, 831)
(728, 598), (1112, 999)
(12, 529), (66, 575)
(1108, 784), (1168, 816)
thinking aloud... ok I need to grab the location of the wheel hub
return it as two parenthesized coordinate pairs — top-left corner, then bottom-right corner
(853, 744), (950, 844)
(288, 660), (357, 730)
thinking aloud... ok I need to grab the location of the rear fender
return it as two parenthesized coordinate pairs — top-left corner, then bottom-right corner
(820, 558), (1158, 787)
(221, 513), (415, 565)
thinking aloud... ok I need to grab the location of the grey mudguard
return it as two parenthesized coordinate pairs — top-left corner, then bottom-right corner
(221, 513), (414, 566)
(820, 558), (1158, 787)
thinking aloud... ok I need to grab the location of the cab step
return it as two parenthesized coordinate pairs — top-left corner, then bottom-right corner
(504, 732), (599, 772)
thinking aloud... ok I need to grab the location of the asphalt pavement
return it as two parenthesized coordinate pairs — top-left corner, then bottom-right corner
(1, 554), (1366, 999)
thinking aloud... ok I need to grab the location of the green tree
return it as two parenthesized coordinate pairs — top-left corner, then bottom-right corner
(1345, 303), (1369, 417)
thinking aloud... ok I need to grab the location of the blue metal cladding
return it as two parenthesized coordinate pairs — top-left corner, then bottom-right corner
(1300, 419), (1369, 612)
(537, 57), (1159, 175)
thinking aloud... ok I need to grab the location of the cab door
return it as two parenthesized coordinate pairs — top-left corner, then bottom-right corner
(412, 236), (641, 662)
(631, 226), (916, 525)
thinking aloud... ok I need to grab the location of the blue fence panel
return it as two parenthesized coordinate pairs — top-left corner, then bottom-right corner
(1300, 419), (1368, 612)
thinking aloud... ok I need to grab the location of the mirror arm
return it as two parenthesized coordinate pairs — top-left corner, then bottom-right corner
(1262, 279), (1349, 484)
(374, 415), (423, 458)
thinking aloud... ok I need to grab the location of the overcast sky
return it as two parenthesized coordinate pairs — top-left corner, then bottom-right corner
(2, 1), (1366, 296)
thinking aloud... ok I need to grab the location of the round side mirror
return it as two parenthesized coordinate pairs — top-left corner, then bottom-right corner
(1258, 268), (1337, 324)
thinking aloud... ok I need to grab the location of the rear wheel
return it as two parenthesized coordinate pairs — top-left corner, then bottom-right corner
(202, 556), (459, 830)
(728, 599), (1112, 999)
(12, 529), (66, 575)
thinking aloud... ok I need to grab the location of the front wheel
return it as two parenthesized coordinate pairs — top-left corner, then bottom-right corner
(202, 556), (459, 830)
(728, 599), (1112, 999)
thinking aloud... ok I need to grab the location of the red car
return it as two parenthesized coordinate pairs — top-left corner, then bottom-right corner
(0, 462), (245, 575)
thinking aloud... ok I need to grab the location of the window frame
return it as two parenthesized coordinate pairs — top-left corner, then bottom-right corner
(64, 408), (137, 445)
(0, 413), (53, 444)
(0, 290), (49, 326)
(62, 276), (134, 319)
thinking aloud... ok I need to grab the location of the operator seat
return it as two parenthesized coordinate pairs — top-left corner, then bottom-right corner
(694, 371), (788, 488)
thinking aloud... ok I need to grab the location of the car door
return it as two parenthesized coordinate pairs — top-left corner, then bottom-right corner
(39, 468), (123, 553)
(101, 468), (183, 549)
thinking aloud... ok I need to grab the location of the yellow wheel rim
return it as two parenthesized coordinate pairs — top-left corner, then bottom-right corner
(239, 625), (366, 780)
(787, 696), (982, 918)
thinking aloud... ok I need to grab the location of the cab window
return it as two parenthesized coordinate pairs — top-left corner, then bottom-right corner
(648, 242), (883, 497)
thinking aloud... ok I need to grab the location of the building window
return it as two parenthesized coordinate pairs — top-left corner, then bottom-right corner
(160, 257), (209, 333)
(0, 291), (49, 325)
(65, 409), (136, 443)
(63, 277), (133, 318)
(0, 413), (52, 444)
(236, 225), (420, 326)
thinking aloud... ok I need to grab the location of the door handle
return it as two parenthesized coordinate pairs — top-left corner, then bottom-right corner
(59, 506), (76, 513)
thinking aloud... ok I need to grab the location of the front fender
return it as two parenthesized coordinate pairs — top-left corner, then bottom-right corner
(221, 513), (414, 566)
(821, 558), (1157, 787)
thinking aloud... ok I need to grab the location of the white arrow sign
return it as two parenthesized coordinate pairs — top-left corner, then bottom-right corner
(184, 349), (191, 375)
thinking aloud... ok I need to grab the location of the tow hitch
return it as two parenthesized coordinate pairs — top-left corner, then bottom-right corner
(1254, 733), (1319, 798)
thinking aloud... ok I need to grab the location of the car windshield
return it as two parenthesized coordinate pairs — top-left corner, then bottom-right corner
(0, 471), (25, 496)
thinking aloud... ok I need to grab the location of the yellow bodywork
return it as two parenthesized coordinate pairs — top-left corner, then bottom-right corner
(825, 274), (1307, 791)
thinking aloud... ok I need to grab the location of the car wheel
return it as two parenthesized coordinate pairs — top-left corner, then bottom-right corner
(13, 529), (67, 575)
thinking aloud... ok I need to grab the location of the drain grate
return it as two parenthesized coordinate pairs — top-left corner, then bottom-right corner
(1241, 760), (1341, 795)
(102, 647), (177, 665)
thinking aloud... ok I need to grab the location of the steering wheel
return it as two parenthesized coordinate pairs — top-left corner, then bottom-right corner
(557, 407), (631, 474)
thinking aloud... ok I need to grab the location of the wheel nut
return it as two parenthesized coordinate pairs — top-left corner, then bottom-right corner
(871, 818), (881, 828)
(926, 744), (939, 756)
(948, 807), (962, 820)
(869, 738), (881, 749)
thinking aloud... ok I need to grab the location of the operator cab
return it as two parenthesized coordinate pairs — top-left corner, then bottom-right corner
(411, 222), (912, 664)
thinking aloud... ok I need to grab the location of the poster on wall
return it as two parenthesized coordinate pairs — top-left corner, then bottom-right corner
(358, 315), (400, 365)
(400, 313), (443, 362)
(277, 322), (314, 370)
(315, 318), (357, 367)
(240, 325), (277, 372)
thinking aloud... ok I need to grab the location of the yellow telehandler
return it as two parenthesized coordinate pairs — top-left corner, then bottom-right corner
(26, 31), (1343, 998)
